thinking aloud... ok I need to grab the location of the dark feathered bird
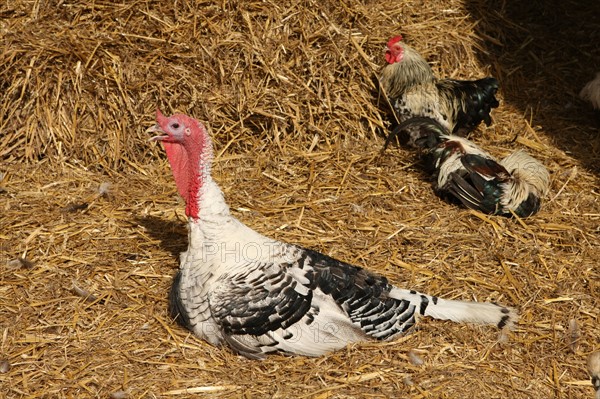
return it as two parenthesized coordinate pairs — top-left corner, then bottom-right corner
(147, 109), (518, 359)
(383, 117), (550, 218)
(379, 35), (500, 135)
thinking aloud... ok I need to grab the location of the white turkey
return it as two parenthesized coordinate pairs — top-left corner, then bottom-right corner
(147, 109), (517, 359)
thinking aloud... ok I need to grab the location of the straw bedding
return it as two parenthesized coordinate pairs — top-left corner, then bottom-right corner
(1, 0), (598, 397)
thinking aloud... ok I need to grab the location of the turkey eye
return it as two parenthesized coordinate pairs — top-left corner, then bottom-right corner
(171, 123), (180, 129)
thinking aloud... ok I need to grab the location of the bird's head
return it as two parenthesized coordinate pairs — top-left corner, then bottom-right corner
(148, 108), (207, 148)
(148, 108), (212, 220)
(385, 35), (404, 64)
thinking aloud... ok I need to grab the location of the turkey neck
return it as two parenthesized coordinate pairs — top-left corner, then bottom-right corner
(186, 138), (232, 237)
(190, 174), (232, 237)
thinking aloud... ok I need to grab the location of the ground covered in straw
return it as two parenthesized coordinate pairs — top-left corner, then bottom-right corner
(1, 0), (599, 398)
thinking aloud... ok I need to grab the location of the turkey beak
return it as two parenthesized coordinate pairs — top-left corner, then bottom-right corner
(146, 124), (167, 141)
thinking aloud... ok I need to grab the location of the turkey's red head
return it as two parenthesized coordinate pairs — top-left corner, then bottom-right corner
(148, 108), (210, 219)
(385, 35), (404, 64)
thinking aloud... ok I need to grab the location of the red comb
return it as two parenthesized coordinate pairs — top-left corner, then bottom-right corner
(387, 35), (403, 47)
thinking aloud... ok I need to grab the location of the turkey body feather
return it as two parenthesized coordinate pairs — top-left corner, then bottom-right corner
(149, 109), (517, 358)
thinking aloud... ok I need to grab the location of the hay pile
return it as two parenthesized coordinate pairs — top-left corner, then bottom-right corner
(1, 0), (598, 398)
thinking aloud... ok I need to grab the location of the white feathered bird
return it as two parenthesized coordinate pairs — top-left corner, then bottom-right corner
(580, 72), (600, 110)
(147, 109), (518, 359)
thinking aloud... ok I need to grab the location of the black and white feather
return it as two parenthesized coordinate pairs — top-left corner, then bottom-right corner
(171, 226), (516, 358)
(379, 35), (500, 136)
(383, 117), (550, 218)
(151, 110), (518, 359)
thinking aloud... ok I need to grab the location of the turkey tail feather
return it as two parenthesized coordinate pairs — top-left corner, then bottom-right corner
(424, 296), (516, 329)
(390, 288), (517, 329)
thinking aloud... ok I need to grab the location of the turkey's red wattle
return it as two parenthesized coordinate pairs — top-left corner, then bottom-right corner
(163, 141), (189, 200)
(163, 140), (203, 220)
